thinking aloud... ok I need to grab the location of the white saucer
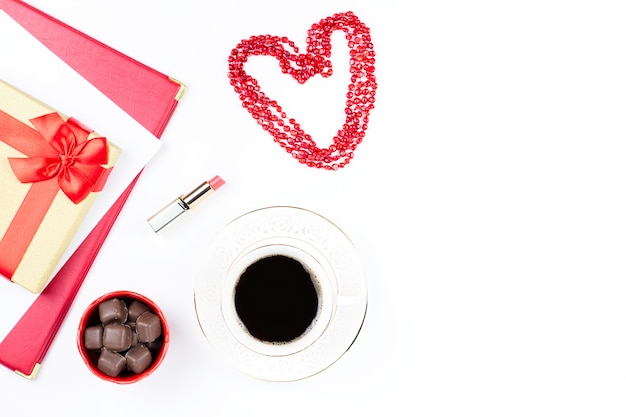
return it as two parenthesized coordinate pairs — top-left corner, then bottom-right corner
(193, 206), (367, 381)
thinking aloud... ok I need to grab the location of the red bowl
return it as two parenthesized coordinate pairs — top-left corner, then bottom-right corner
(77, 291), (169, 384)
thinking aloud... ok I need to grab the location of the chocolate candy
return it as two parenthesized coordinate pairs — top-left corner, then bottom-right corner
(128, 300), (150, 322)
(145, 338), (163, 352)
(125, 345), (152, 374)
(83, 325), (103, 350)
(99, 298), (128, 323)
(103, 323), (132, 352)
(136, 312), (162, 343)
(129, 323), (138, 347)
(83, 297), (164, 376)
(98, 349), (126, 377)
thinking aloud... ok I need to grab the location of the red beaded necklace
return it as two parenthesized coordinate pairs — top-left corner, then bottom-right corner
(228, 11), (377, 170)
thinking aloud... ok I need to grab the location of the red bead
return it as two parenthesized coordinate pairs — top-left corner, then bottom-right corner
(227, 12), (376, 169)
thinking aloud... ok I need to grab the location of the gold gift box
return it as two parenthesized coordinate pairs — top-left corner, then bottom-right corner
(0, 80), (121, 293)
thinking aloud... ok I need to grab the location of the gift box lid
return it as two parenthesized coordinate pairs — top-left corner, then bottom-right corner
(0, 79), (121, 293)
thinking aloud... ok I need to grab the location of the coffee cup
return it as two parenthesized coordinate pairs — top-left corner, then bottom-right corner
(222, 237), (337, 357)
(194, 206), (367, 381)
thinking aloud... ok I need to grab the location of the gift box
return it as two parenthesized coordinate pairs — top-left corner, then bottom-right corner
(0, 80), (121, 293)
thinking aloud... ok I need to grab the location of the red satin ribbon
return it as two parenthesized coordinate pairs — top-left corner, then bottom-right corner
(7, 113), (109, 203)
(0, 110), (111, 280)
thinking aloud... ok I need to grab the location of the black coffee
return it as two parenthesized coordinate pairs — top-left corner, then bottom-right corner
(234, 255), (319, 343)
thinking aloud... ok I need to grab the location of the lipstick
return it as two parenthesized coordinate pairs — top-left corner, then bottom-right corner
(147, 175), (225, 233)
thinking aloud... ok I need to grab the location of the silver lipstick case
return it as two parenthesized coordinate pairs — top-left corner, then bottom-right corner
(147, 181), (217, 233)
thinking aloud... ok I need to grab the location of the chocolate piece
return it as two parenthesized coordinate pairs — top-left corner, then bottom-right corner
(102, 323), (132, 352)
(127, 300), (151, 322)
(129, 326), (138, 347)
(98, 298), (128, 324)
(125, 345), (153, 374)
(145, 338), (163, 352)
(98, 349), (126, 377)
(136, 312), (162, 343)
(84, 325), (103, 350)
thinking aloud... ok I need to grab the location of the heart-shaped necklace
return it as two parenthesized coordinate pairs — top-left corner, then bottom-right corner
(228, 11), (377, 170)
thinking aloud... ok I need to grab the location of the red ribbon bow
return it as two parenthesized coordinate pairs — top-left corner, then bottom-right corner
(0, 110), (112, 282)
(7, 113), (109, 204)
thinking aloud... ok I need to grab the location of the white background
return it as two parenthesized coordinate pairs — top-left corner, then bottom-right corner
(1, 1), (626, 416)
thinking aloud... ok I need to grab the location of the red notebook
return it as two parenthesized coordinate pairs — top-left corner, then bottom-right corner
(0, 0), (185, 378)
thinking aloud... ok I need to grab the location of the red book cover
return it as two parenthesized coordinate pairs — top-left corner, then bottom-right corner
(0, 0), (184, 378)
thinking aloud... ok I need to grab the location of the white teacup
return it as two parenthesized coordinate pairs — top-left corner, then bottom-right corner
(194, 206), (368, 381)
(221, 237), (336, 357)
